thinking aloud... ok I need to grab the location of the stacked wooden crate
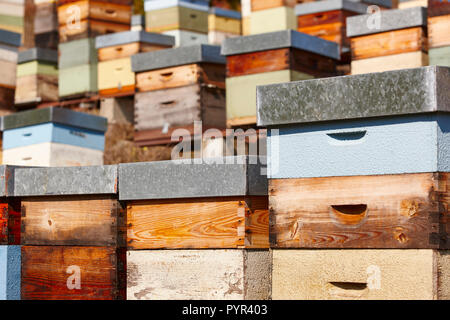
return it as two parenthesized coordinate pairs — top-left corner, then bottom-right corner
(0, 165), (21, 300)
(120, 156), (271, 299)
(144, 0), (210, 47)
(57, 0), (132, 99)
(2, 107), (107, 166)
(347, 6), (428, 74)
(222, 30), (340, 127)
(0, 29), (20, 115)
(0, 0), (24, 36)
(257, 66), (450, 299)
(95, 30), (174, 97)
(428, 0), (450, 67)
(14, 48), (58, 108)
(208, 7), (241, 44)
(23, 0), (58, 50)
(15, 166), (126, 300)
(131, 44), (226, 146)
(249, 0), (297, 35)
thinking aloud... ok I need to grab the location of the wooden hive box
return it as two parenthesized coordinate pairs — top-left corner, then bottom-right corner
(161, 29), (208, 47)
(57, 0), (132, 42)
(222, 30), (340, 127)
(144, 0), (209, 34)
(0, 165), (20, 245)
(127, 249), (271, 300)
(131, 44), (226, 146)
(0, 0), (25, 35)
(428, 0), (450, 67)
(130, 14), (144, 31)
(95, 31), (175, 97)
(119, 156), (269, 249)
(249, 6), (297, 35)
(0, 29), (20, 115)
(23, 0), (58, 50)
(58, 38), (98, 99)
(256, 66), (450, 249)
(241, 0), (251, 35)
(347, 7), (428, 75)
(208, 7), (241, 45)
(273, 249), (450, 300)
(0, 245), (21, 300)
(15, 48), (58, 107)
(2, 107), (107, 167)
(295, 0), (369, 62)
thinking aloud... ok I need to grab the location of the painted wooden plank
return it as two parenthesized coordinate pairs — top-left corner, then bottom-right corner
(16, 61), (58, 77)
(351, 51), (428, 74)
(0, 245), (21, 300)
(351, 27), (427, 60)
(0, 200), (21, 245)
(251, 0), (297, 11)
(21, 246), (126, 300)
(430, 46), (450, 67)
(3, 122), (105, 151)
(208, 12), (241, 33)
(58, 38), (97, 69)
(208, 30), (239, 45)
(59, 63), (98, 98)
(136, 63), (225, 92)
(0, 44), (18, 63)
(17, 48), (57, 64)
(127, 196), (268, 249)
(267, 114), (450, 178)
(270, 172), (449, 249)
(145, 5), (208, 33)
(2, 142), (104, 167)
(272, 249), (450, 300)
(429, 14), (450, 48)
(161, 29), (208, 46)
(95, 30), (174, 49)
(0, 59), (17, 87)
(226, 70), (313, 124)
(98, 57), (134, 92)
(127, 249), (271, 300)
(14, 74), (58, 105)
(249, 6), (297, 35)
(21, 196), (124, 246)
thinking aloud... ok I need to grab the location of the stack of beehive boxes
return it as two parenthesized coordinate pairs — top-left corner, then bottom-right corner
(347, 6), (428, 74)
(15, 166), (126, 300)
(120, 156), (271, 300)
(2, 107), (107, 167)
(0, 166), (21, 300)
(222, 30), (340, 128)
(428, 0), (450, 67)
(14, 48), (58, 107)
(57, 0), (132, 99)
(257, 66), (450, 299)
(208, 7), (241, 45)
(248, 0), (297, 35)
(23, 0), (58, 50)
(0, 0), (24, 36)
(144, 0), (210, 47)
(131, 44), (226, 146)
(0, 28), (20, 115)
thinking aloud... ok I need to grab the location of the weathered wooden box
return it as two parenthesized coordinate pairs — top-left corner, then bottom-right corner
(23, 0), (58, 50)
(430, 46), (450, 67)
(208, 7), (241, 45)
(222, 30), (339, 127)
(15, 48), (58, 106)
(250, 6), (297, 35)
(347, 7), (428, 74)
(57, 0), (132, 42)
(0, 245), (21, 300)
(21, 245), (126, 300)
(14, 165), (125, 246)
(257, 66), (450, 178)
(119, 156), (268, 249)
(144, 0), (209, 34)
(2, 107), (107, 166)
(0, 165), (20, 245)
(272, 249), (450, 300)
(127, 249), (271, 300)
(96, 31), (174, 96)
(0, 0), (24, 35)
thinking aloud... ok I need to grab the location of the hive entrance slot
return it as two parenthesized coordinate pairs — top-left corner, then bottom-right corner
(330, 204), (368, 226)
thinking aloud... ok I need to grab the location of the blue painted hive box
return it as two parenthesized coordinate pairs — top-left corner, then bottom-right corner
(256, 66), (450, 178)
(0, 245), (21, 300)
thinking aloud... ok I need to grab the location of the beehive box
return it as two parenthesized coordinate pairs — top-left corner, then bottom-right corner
(248, 0), (297, 35)
(0, 29), (20, 114)
(257, 66), (450, 179)
(272, 249), (450, 300)
(95, 31), (175, 96)
(428, 0), (450, 66)
(127, 249), (271, 300)
(57, 0), (132, 42)
(241, 0), (251, 35)
(130, 14), (144, 31)
(15, 48), (58, 106)
(162, 29), (208, 47)
(208, 7), (241, 45)
(0, 0), (24, 35)
(131, 44), (226, 146)
(0, 165), (20, 245)
(58, 38), (98, 99)
(2, 107), (107, 166)
(222, 30), (340, 127)
(0, 245), (21, 300)
(23, 0), (58, 49)
(347, 7), (428, 74)
(119, 156), (268, 249)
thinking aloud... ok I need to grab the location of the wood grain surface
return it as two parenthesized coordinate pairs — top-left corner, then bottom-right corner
(428, 15), (450, 48)
(98, 42), (169, 62)
(0, 200), (21, 245)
